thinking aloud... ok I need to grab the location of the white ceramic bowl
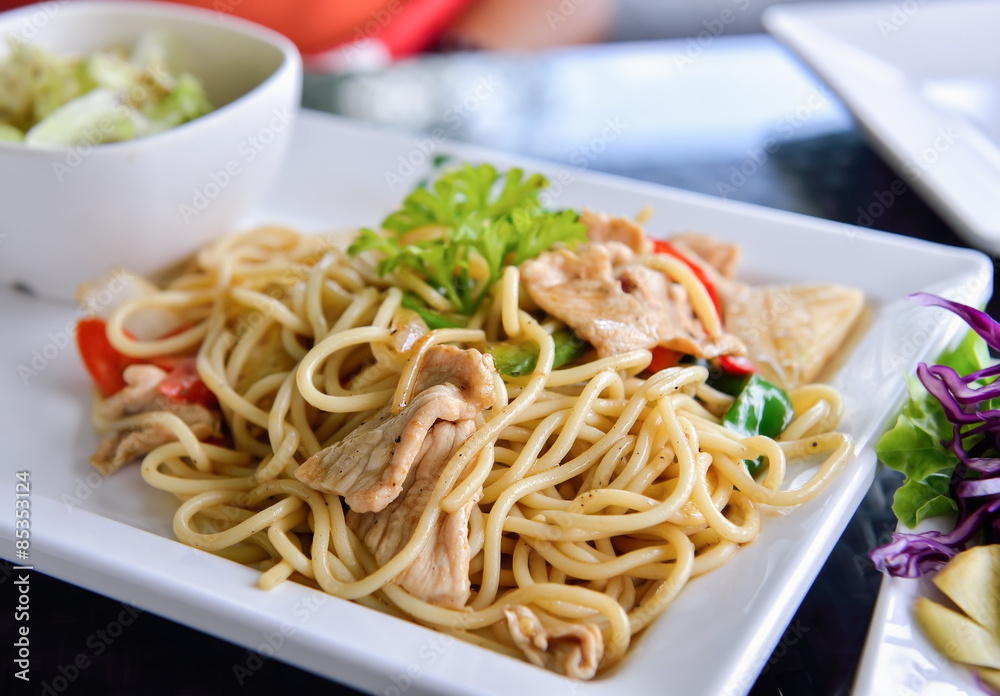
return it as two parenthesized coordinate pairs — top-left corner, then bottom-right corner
(0, 1), (302, 300)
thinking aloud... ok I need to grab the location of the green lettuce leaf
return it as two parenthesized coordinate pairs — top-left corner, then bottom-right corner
(876, 373), (957, 483)
(890, 472), (958, 528)
(938, 327), (990, 379)
(876, 329), (986, 528)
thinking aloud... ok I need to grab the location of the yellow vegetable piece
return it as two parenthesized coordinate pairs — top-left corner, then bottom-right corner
(724, 284), (864, 390)
(914, 596), (1000, 669)
(979, 667), (1000, 691)
(933, 545), (1000, 637)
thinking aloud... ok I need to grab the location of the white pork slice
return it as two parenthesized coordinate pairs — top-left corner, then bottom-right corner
(580, 209), (650, 255)
(295, 384), (481, 512)
(357, 308), (429, 387)
(411, 343), (496, 404)
(347, 419), (480, 609)
(503, 605), (604, 679)
(521, 245), (656, 357)
(521, 244), (744, 359)
(668, 233), (741, 279)
(294, 345), (495, 513)
(91, 364), (220, 476)
(618, 264), (744, 358)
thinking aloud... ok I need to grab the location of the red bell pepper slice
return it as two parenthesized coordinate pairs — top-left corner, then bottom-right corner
(76, 318), (133, 397)
(156, 358), (217, 408)
(652, 239), (723, 318)
(647, 346), (683, 373)
(718, 354), (760, 376)
(76, 318), (215, 406)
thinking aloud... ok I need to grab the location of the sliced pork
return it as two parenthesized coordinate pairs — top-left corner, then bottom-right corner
(580, 210), (650, 255)
(521, 244), (744, 359)
(91, 364), (220, 476)
(295, 344), (496, 607)
(349, 309), (430, 392)
(521, 245), (657, 357)
(504, 605), (604, 679)
(371, 309), (431, 371)
(411, 343), (496, 405)
(294, 383), (485, 512)
(295, 345), (495, 513)
(618, 264), (744, 358)
(347, 419), (480, 608)
(668, 233), (741, 279)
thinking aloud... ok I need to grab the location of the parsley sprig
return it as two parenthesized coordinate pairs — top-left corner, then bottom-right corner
(348, 164), (587, 316)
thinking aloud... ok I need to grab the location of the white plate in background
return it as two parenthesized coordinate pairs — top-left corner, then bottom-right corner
(0, 110), (992, 695)
(764, 0), (1000, 253)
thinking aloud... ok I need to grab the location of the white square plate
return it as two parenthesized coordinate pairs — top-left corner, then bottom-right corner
(764, 0), (1000, 253)
(0, 110), (991, 695)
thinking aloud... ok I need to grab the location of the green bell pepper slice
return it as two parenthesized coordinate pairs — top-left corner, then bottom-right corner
(487, 329), (589, 377)
(722, 373), (794, 475)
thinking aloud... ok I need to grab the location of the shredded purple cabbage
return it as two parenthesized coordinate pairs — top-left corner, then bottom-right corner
(871, 293), (1000, 577)
(871, 498), (1000, 577)
(910, 292), (1000, 351)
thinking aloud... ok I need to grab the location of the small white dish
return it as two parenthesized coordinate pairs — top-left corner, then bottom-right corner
(0, 111), (991, 695)
(853, 517), (983, 696)
(763, 0), (1000, 254)
(0, 1), (302, 300)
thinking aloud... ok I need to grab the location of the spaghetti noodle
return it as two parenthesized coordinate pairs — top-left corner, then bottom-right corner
(81, 179), (856, 679)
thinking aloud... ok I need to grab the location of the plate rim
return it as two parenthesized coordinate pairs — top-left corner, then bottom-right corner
(1, 108), (994, 696)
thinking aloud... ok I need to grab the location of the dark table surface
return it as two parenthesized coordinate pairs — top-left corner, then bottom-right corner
(4, 34), (997, 696)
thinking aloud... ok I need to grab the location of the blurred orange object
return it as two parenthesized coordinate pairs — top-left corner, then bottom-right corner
(0, 0), (473, 57)
(162, 0), (474, 56)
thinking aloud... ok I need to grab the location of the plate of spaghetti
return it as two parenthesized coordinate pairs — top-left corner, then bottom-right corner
(0, 110), (991, 695)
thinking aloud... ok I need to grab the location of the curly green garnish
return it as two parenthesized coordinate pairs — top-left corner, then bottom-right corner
(348, 163), (587, 316)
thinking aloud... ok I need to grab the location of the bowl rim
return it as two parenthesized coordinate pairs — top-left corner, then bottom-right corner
(0, 0), (303, 155)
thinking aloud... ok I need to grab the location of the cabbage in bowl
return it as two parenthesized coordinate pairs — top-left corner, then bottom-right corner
(0, 30), (212, 147)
